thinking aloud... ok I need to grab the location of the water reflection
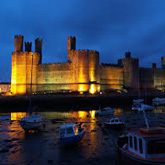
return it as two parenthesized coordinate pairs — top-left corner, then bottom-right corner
(0, 105), (164, 122)
(11, 112), (27, 120)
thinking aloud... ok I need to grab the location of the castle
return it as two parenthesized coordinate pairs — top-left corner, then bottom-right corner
(11, 35), (165, 95)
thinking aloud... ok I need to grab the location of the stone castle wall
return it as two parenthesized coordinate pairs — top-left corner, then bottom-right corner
(36, 62), (76, 92)
(153, 68), (165, 91)
(122, 52), (139, 89)
(11, 35), (165, 95)
(100, 66), (123, 90)
(68, 49), (100, 93)
(11, 35), (101, 95)
(139, 68), (154, 89)
(11, 51), (40, 94)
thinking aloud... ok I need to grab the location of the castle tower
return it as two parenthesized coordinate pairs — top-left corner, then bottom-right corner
(11, 35), (41, 95)
(14, 35), (24, 52)
(122, 52), (139, 90)
(25, 42), (32, 52)
(35, 38), (42, 64)
(11, 35), (26, 95)
(161, 57), (165, 69)
(67, 36), (76, 62)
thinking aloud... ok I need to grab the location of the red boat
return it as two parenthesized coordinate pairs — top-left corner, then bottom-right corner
(117, 127), (165, 164)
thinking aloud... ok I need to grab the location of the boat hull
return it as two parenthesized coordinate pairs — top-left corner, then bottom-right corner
(59, 129), (85, 145)
(19, 121), (43, 131)
(119, 147), (165, 165)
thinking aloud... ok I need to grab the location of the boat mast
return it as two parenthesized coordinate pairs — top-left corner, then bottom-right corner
(28, 54), (33, 115)
(143, 109), (149, 130)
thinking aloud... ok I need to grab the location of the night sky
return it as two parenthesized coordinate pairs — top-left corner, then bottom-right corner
(0, 0), (165, 82)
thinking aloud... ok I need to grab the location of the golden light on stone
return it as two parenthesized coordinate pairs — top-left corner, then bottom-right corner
(11, 35), (101, 95)
(89, 84), (97, 94)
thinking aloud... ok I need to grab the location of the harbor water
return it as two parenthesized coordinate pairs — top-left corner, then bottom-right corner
(0, 104), (165, 165)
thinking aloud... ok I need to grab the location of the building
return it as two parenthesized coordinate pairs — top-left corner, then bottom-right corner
(11, 35), (165, 95)
(0, 82), (11, 94)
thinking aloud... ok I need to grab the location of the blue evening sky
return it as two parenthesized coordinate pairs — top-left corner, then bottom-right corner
(0, 0), (165, 81)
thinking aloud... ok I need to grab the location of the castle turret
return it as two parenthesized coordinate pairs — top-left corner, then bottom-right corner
(67, 36), (76, 63)
(68, 36), (76, 51)
(14, 35), (23, 52)
(25, 42), (32, 52)
(35, 38), (42, 64)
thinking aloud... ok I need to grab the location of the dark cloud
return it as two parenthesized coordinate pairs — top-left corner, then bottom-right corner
(0, 0), (165, 81)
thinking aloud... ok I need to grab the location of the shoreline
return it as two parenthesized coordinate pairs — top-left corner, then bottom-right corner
(0, 92), (164, 112)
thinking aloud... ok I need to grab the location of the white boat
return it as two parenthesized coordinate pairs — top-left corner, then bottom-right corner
(19, 114), (45, 131)
(152, 97), (165, 102)
(132, 103), (154, 112)
(95, 107), (115, 116)
(133, 98), (144, 104)
(104, 117), (124, 129)
(117, 127), (165, 164)
(58, 123), (85, 145)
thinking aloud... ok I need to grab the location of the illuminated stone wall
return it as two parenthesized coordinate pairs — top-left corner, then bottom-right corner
(153, 68), (165, 91)
(11, 35), (100, 95)
(11, 35), (165, 95)
(36, 62), (77, 92)
(100, 66), (123, 90)
(11, 52), (40, 95)
(68, 49), (100, 93)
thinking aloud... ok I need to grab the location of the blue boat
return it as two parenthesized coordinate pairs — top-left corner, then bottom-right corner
(58, 123), (85, 145)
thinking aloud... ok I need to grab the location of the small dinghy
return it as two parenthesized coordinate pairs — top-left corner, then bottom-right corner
(58, 123), (85, 145)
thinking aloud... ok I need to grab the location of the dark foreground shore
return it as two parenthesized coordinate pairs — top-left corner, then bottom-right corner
(0, 92), (165, 112)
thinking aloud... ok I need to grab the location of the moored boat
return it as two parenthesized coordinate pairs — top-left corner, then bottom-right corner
(95, 107), (115, 116)
(19, 53), (45, 131)
(117, 126), (165, 164)
(104, 117), (124, 129)
(152, 97), (165, 105)
(19, 113), (45, 131)
(58, 123), (85, 145)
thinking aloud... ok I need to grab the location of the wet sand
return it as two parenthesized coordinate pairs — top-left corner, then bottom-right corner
(0, 112), (165, 165)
